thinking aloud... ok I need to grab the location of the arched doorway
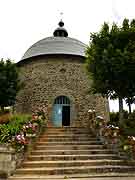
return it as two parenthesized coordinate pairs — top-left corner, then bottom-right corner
(52, 96), (70, 127)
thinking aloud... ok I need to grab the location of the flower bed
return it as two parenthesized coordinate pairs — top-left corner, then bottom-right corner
(0, 108), (47, 151)
(0, 108), (47, 177)
(92, 115), (135, 160)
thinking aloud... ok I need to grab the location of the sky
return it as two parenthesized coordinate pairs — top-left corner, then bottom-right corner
(0, 0), (135, 112)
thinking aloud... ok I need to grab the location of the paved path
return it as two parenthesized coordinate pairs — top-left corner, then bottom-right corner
(6, 177), (135, 180)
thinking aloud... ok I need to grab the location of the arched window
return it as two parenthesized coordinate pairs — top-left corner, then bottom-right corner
(54, 96), (70, 105)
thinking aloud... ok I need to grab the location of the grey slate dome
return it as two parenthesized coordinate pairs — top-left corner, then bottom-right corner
(21, 21), (87, 60)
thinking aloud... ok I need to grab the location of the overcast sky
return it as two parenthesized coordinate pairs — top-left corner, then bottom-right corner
(0, 0), (135, 112)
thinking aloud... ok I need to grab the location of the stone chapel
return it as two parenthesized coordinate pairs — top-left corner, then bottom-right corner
(16, 21), (109, 127)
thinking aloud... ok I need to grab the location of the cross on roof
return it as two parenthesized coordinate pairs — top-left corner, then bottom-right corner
(60, 12), (64, 21)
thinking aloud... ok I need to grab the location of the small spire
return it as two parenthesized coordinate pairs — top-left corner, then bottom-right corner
(53, 14), (68, 37)
(60, 12), (64, 21)
(59, 12), (64, 27)
(59, 20), (64, 27)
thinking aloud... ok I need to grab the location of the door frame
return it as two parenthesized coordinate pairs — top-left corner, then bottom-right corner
(52, 96), (71, 127)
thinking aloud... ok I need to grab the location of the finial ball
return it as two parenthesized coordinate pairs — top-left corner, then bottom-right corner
(59, 21), (64, 27)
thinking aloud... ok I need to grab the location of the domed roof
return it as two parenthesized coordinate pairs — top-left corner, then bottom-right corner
(21, 21), (87, 60)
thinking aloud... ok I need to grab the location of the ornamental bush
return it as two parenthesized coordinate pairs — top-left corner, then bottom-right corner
(0, 114), (31, 143)
(0, 110), (46, 151)
(110, 111), (135, 136)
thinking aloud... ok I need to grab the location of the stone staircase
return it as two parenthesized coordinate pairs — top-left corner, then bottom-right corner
(9, 127), (135, 180)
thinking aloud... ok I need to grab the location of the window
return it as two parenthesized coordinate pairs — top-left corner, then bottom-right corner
(54, 96), (70, 105)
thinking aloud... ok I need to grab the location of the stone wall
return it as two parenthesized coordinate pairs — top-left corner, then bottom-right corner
(0, 145), (24, 176)
(16, 55), (109, 127)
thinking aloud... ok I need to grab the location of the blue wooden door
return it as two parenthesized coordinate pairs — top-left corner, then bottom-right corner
(52, 96), (70, 127)
(52, 104), (62, 127)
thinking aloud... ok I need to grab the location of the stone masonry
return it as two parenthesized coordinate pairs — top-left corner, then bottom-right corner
(15, 54), (109, 127)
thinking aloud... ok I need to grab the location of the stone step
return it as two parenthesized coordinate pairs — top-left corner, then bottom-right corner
(14, 165), (135, 175)
(46, 127), (90, 129)
(45, 130), (92, 134)
(40, 134), (96, 138)
(8, 178), (135, 180)
(35, 144), (105, 150)
(46, 127), (90, 130)
(45, 131), (92, 134)
(42, 132), (95, 137)
(8, 173), (135, 180)
(31, 149), (113, 155)
(45, 128), (91, 131)
(8, 127), (135, 179)
(38, 137), (98, 142)
(22, 160), (135, 168)
(36, 141), (102, 145)
(8, 177), (135, 180)
(27, 154), (119, 161)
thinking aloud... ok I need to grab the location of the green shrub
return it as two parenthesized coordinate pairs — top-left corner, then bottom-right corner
(0, 114), (31, 143)
(109, 111), (135, 136)
(0, 108), (47, 151)
(121, 112), (135, 136)
(0, 108), (10, 115)
(109, 112), (119, 126)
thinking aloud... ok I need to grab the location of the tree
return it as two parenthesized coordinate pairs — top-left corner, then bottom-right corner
(86, 19), (135, 124)
(0, 59), (20, 111)
(123, 40), (135, 113)
(125, 97), (135, 114)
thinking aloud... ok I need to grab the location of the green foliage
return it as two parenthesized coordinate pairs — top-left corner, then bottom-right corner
(109, 112), (119, 126)
(86, 18), (135, 122)
(0, 59), (20, 110)
(0, 124), (10, 143)
(86, 19), (135, 99)
(122, 111), (135, 136)
(125, 97), (135, 113)
(109, 111), (135, 136)
(0, 109), (10, 115)
(0, 114), (31, 143)
(109, 110), (129, 126)
(118, 136), (133, 159)
(0, 108), (47, 151)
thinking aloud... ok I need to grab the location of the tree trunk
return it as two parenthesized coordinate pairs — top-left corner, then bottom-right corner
(1, 106), (4, 113)
(128, 102), (132, 114)
(119, 97), (123, 125)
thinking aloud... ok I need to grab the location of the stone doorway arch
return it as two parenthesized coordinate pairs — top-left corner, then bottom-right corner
(52, 96), (70, 127)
